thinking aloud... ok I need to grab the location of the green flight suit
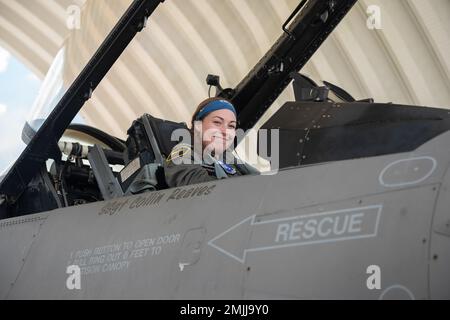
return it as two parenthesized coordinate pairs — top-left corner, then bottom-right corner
(163, 143), (258, 188)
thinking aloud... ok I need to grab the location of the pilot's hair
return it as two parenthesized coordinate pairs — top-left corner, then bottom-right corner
(190, 97), (235, 129)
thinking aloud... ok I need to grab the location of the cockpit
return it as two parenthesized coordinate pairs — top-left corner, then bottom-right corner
(1, 0), (449, 220)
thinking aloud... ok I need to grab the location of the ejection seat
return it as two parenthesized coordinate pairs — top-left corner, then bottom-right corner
(118, 114), (188, 194)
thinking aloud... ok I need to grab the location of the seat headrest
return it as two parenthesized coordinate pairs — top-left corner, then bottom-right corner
(144, 114), (189, 158)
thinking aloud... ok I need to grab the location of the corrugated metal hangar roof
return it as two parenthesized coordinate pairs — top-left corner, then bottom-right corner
(0, 0), (449, 139)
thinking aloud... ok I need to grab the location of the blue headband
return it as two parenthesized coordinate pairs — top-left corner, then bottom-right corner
(195, 100), (237, 121)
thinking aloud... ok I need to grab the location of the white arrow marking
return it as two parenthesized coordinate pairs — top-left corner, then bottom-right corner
(208, 205), (382, 264)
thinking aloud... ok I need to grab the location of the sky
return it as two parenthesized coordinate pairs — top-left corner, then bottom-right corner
(0, 44), (89, 176)
(0, 45), (42, 172)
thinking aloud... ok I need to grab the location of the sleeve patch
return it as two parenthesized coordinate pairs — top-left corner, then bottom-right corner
(166, 145), (192, 163)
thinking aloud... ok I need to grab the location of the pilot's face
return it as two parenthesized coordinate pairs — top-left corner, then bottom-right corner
(200, 109), (237, 154)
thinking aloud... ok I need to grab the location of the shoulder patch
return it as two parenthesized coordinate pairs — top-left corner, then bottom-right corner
(166, 145), (192, 163)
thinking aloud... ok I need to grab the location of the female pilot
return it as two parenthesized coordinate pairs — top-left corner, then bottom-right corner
(164, 97), (258, 187)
